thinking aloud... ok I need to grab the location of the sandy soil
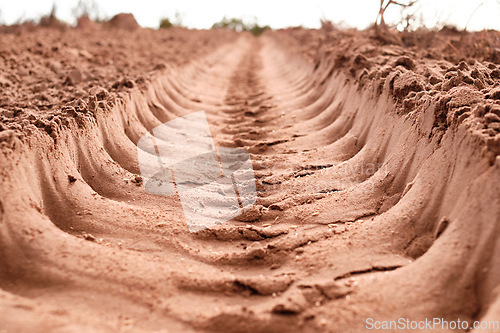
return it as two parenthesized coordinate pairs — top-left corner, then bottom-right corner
(0, 18), (499, 332)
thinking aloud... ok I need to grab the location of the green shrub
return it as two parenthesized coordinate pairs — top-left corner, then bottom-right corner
(211, 17), (270, 36)
(159, 18), (173, 29)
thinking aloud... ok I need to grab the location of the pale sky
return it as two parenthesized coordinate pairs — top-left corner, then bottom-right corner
(1, 0), (499, 31)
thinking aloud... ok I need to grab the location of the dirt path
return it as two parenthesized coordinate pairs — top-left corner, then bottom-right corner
(0, 28), (499, 332)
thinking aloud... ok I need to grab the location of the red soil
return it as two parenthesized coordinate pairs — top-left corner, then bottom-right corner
(0, 19), (499, 332)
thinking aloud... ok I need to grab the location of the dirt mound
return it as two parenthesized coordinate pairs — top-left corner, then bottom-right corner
(76, 14), (98, 30)
(107, 13), (140, 31)
(0, 24), (499, 332)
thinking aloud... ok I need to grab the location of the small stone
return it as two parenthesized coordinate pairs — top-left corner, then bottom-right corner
(112, 79), (135, 89)
(88, 86), (109, 101)
(434, 217), (449, 239)
(457, 61), (468, 71)
(271, 293), (308, 314)
(486, 87), (500, 100)
(394, 56), (415, 69)
(317, 281), (352, 299)
(236, 205), (263, 222)
(333, 225), (346, 234)
(82, 233), (96, 242)
(154, 63), (166, 70)
(268, 203), (283, 211)
(485, 113), (500, 123)
(131, 175), (143, 186)
(473, 105), (486, 117)
(429, 76), (442, 85)
(65, 68), (83, 85)
(123, 80), (134, 88)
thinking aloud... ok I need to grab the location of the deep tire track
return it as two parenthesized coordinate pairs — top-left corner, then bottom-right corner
(0, 32), (499, 333)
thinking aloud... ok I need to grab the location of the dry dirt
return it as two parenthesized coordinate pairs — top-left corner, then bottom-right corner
(0, 18), (499, 332)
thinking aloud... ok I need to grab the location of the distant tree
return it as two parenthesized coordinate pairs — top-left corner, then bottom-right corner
(159, 12), (183, 29)
(159, 18), (173, 29)
(212, 17), (245, 31)
(212, 17), (269, 36)
(249, 24), (270, 36)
